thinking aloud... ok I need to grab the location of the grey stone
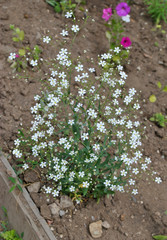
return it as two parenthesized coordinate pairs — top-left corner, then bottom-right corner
(27, 182), (40, 193)
(89, 220), (103, 239)
(49, 203), (60, 217)
(59, 210), (65, 217)
(102, 221), (110, 229)
(40, 204), (52, 220)
(60, 195), (74, 210)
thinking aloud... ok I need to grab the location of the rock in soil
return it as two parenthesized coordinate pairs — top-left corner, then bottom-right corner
(30, 192), (47, 207)
(24, 170), (39, 183)
(59, 210), (66, 217)
(27, 181), (40, 193)
(40, 204), (52, 220)
(89, 220), (103, 239)
(49, 203), (60, 217)
(102, 221), (111, 229)
(60, 195), (74, 210)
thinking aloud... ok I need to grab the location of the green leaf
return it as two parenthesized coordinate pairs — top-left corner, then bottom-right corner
(17, 184), (23, 192)
(157, 81), (162, 88)
(149, 94), (157, 102)
(46, 0), (56, 7)
(8, 176), (16, 184)
(162, 85), (167, 92)
(9, 185), (16, 192)
(165, 210), (167, 215)
(54, 3), (61, 13)
(10, 24), (15, 30)
(18, 30), (24, 41)
(18, 129), (24, 137)
(19, 49), (26, 56)
(1, 206), (7, 216)
(152, 235), (167, 240)
(12, 37), (19, 42)
(105, 31), (112, 41)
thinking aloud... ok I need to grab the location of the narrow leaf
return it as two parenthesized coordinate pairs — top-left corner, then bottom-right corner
(9, 185), (16, 192)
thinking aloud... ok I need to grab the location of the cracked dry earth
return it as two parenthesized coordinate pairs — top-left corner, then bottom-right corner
(0, 0), (167, 239)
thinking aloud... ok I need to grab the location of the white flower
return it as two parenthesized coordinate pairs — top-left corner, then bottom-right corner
(71, 25), (79, 33)
(114, 47), (121, 53)
(43, 36), (51, 43)
(117, 65), (123, 71)
(30, 59), (38, 67)
(81, 133), (89, 141)
(9, 53), (16, 60)
(13, 149), (22, 158)
(122, 14), (130, 22)
(69, 186), (75, 192)
(93, 144), (100, 152)
(79, 171), (85, 178)
(40, 162), (46, 168)
(65, 11), (73, 18)
(132, 168), (139, 175)
(52, 190), (59, 197)
(120, 71), (127, 79)
(129, 179), (135, 185)
(155, 177), (162, 184)
(120, 169), (127, 176)
(68, 119), (74, 125)
(88, 68), (95, 73)
(58, 137), (67, 145)
(14, 139), (21, 147)
(82, 181), (89, 188)
(45, 186), (52, 194)
(104, 180), (111, 187)
(132, 189), (138, 195)
(78, 88), (86, 97)
(60, 29), (68, 37)
(75, 64), (83, 72)
(96, 121), (106, 133)
(23, 163), (29, 170)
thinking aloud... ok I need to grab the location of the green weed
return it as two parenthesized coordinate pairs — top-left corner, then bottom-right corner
(144, 0), (167, 24)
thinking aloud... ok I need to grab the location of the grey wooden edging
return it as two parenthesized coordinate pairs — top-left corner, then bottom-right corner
(0, 152), (57, 240)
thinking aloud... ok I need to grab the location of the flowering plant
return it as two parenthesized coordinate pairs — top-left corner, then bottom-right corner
(12, 11), (161, 202)
(102, 3), (131, 65)
(8, 25), (42, 72)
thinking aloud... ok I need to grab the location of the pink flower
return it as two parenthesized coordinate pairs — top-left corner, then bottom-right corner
(15, 54), (20, 58)
(116, 2), (130, 17)
(102, 8), (112, 21)
(120, 37), (131, 48)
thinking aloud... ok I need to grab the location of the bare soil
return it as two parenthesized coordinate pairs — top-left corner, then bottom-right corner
(0, 0), (167, 239)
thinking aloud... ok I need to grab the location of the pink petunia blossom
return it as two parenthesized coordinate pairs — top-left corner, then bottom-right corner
(102, 8), (112, 21)
(116, 2), (130, 17)
(120, 37), (131, 48)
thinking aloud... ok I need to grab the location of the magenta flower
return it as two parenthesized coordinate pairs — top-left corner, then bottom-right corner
(102, 8), (112, 21)
(120, 37), (131, 48)
(15, 54), (20, 58)
(116, 2), (130, 17)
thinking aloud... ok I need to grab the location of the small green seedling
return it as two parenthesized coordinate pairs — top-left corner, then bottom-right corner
(8, 175), (23, 193)
(150, 113), (167, 127)
(10, 25), (25, 42)
(46, 0), (76, 13)
(0, 207), (24, 240)
(144, 0), (167, 24)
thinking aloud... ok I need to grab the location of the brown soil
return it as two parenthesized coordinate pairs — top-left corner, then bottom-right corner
(0, 0), (167, 239)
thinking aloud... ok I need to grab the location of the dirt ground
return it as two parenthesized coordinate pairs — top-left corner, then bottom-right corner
(0, 0), (167, 239)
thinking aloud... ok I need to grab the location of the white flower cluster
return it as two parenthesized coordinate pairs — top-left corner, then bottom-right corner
(12, 14), (162, 199)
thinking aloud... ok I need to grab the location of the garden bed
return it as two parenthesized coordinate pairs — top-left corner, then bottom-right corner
(0, 0), (167, 239)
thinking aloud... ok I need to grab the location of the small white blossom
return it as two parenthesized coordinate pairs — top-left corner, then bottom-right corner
(43, 36), (51, 43)
(71, 25), (79, 33)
